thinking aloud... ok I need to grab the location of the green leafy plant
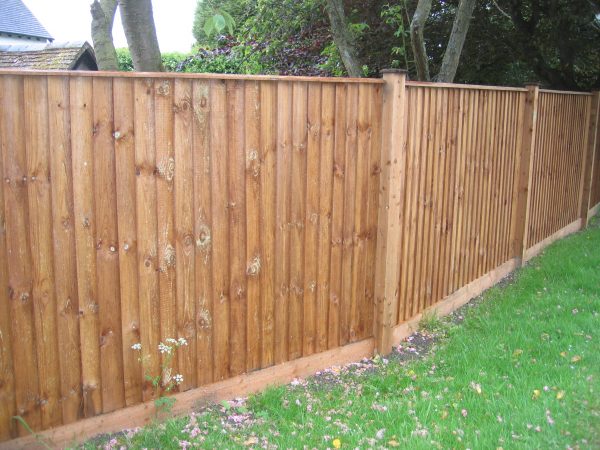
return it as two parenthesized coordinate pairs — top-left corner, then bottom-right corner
(131, 337), (188, 417)
(381, 1), (412, 70)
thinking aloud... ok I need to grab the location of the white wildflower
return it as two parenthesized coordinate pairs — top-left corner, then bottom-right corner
(174, 374), (184, 385)
(178, 337), (188, 346)
(131, 343), (142, 351)
(158, 343), (173, 354)
(166, 338), (178, 344)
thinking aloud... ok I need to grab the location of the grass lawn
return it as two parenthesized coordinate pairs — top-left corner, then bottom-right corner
(80, 217), (600, 449)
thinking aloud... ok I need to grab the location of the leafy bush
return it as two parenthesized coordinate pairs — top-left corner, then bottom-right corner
(115, 48), (189, 73)
(116, 48), (134, 71)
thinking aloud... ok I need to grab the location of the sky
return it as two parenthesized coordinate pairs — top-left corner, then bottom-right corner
(22, 0), (198, 53)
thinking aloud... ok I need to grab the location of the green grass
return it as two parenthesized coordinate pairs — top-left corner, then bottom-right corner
(79, 217), (600, 449)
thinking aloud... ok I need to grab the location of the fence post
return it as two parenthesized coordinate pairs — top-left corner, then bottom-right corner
(374, 69), (407, 355)
(579, 91), (599, 228)
(511, 83), (540, 264)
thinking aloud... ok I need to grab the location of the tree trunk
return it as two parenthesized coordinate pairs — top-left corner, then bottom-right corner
(410, 0), (433, 81)
(119, 0), (163, 72)
(325, 0), (363, 77)
(90, 0), (119, 71)
(436, 0), (476, 82)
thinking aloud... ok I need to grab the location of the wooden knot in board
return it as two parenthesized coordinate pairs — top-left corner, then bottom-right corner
(20, 292), (30, 304)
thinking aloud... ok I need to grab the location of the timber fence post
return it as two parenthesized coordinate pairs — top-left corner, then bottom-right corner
(374, 69), (408, 355)
(511, 82), (540, 265)
(580, 91), (599, 228)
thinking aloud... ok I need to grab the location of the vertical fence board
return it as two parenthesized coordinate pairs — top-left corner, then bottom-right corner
(192, 80), (214, 385)
(0, 79), (17, 440)
(274, 81), (291, 364)
(154, 78), (178, 385)
(438, 90), (457, 300)
(133, 78), (161, 400)
(112, 78), (142, 406)
(340, 84), (358, 345)
(328, 84), (346, 349)
(174, 79), (196, 390)
(316, 84), (335, 352)
(258, 81), (276, 368)
(244, 81), (262, 371)
(364, 85), (383, 332)
(427, 89), (445, 307)
(23, 76), (62, 429)
(70, 76), (103, 416)
(289, 82), (307, 359)
(227, 81), (247, 377)
(210, 80), (230, 381)
(400, 87), (419, 320)
(350, 84), (372, 340)
(302, 83), (321, 356)
(92, 77), (125, 412)
(47, 77), (82, 423)
(1, 76), (41, 434)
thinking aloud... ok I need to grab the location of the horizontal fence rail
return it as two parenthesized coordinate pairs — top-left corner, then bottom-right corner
(0, 69), (598, 446)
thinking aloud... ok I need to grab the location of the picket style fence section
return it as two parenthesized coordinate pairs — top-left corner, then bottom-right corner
(0, 69), (598, 447)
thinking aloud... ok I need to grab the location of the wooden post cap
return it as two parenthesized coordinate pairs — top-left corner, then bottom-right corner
(381, 69), (408, 76)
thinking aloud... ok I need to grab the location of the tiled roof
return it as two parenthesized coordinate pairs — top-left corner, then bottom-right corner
(0, 41), (96, 70)
(0, 0), (53, 40)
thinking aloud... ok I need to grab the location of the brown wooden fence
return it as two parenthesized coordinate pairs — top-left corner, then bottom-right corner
(0, 70), (598, 447)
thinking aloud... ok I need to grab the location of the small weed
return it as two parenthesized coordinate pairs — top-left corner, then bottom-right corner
(12, 416), (52, 450)
(418, 309), (450, 335)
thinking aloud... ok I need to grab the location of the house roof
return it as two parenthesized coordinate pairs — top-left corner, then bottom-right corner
(0, 0), (53, 40)
(0, 41), (97, 70)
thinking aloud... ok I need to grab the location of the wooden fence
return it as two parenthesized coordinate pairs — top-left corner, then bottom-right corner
(0, 70), (598, 447)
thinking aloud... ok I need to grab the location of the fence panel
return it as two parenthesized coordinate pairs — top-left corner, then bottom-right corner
(525, 92), (591, 248)
(396, 84), (525, 324)
(591, 109), (600, 209)
(0, 72), (383, 438)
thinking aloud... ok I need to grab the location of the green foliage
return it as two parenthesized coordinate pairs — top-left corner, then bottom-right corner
(187, 0), (333, 76)
(179, 39), (267, 74)
(153, 396), (176, 416)
(318, 42), (345, 77)
(380, 1), (411, 70)
(161, 52), (189, 72)
(193, 0), (250, 46)
(116, 48), (134, 71)
(115, 48), (188, 73)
